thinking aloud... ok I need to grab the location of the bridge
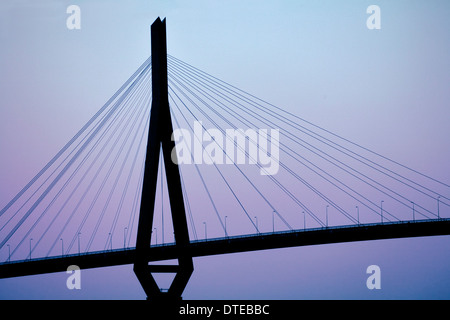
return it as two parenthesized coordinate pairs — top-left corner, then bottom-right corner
(1, 219), (449, 280)
(0, 18), (449, 299)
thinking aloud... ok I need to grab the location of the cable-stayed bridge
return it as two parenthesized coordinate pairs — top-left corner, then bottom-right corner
(0, 18), (449, 299)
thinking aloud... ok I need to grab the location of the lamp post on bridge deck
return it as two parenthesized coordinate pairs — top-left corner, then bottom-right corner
(356, 206), (359, 225)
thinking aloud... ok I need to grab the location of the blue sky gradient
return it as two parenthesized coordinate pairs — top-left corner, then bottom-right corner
(0, 0), (449, 299)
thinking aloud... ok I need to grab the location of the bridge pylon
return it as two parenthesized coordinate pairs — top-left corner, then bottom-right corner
(133, 17), (193, 300)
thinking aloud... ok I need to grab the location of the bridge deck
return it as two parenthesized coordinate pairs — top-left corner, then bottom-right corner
(1, 219), (449, 279)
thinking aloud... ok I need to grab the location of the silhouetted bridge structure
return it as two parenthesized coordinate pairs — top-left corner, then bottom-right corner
(1, 18), (449, 299)
(1, 219), (449, 279)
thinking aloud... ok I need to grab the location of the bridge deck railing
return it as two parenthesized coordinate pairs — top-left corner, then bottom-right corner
(1, 217), (447, 266)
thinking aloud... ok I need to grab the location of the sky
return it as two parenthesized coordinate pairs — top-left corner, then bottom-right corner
(0, 0), (449, 299)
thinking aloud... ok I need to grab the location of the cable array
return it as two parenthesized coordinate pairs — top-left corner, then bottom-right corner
(0, 54), (448, 262)
(0, 58), (152, 260)
(166, 54), (449, 236)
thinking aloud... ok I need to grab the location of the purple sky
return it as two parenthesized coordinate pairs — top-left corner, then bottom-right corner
(0, 0), (449, 299)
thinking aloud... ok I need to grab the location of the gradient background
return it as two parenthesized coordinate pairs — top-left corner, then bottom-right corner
(0, 0), (449, 299)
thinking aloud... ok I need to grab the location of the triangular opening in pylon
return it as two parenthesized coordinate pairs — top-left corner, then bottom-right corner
(152, 148), (175, 246)
(148, 259), (179, 292)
